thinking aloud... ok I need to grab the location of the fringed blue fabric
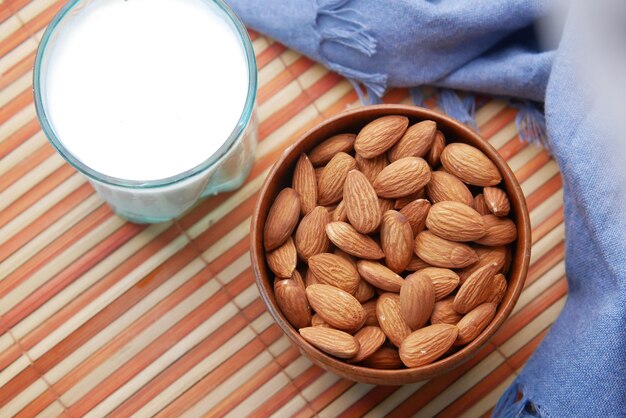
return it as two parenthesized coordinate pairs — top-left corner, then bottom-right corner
(493, 382), (547, 418)
(316, 0), (387, 104)
(513, 101), (551, 153)
(437, 89), (478, 129)
(410, 86), (426, 106)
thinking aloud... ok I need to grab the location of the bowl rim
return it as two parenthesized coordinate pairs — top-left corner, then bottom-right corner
(251, 104), (531, 384)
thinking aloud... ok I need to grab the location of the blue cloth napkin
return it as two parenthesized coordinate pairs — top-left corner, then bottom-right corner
(227, 0), (626, 416)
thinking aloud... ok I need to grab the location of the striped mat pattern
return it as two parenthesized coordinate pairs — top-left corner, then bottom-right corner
(0, 1), (567, 417)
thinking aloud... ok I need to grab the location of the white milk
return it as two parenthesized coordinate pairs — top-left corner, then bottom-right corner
(43, 0), (249, 181)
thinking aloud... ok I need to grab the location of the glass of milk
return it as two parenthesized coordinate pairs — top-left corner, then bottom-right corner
(33, 0), (257, 223)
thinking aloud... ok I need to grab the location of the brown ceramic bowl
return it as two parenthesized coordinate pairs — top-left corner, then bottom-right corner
(251, 104), (531, 385)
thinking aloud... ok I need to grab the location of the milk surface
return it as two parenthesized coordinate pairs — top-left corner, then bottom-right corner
(43, 0), (249, 181)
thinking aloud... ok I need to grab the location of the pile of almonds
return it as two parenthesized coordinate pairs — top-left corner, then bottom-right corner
(264, 115), (516, 369)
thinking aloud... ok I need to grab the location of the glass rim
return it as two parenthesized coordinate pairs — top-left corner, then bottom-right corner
(33, 0), (257, 189)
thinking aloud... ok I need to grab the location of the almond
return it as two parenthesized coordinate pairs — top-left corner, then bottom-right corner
(344, 170), (382, 234)
(431, 297), (463, 325)
(306, 284), (366, 332)
(425, 201), (486, 242)
(291, 270), (306, 291)
(376, 293), (412, 347)
(414, 231), (479, 268)
(354, 279), (376, 303)
(309, 253), (359, 294)
(347, 326), (387, 363)
(406, 255), (432, 271)
(356, 154), (388, 183)
(440, 143), (502, 186)
(354, 115), (408, 158)
(388, 120), (437, 162)
(455, 303), (497, 345)
(331, 200), (348, 222)
(399, 324), (458, 367)
(415, 267), (460, 301)
(458, 245), (507, 283)
(425, 171), (473, 206)
(264, 187), (301, 251)
(266, 238), (297, 279)
(293, 153), (318, 215)
(308, 133), (356, 166)
(299, 327), (359, 358)
(360, 347), (403, 369)
(472, 193), (491, 215)
(274, 279), (311, 329)
(314, 167), (323, 184)
(485, 273), (507, 304)
(426, 130), (446, 167)
(380, 210), (414, 273)
(311, 313), (330, 327)
(400, 272), (435, 329)
(399, 199), (431, 236)
(356, 260), (405, 292)
(394, 190), (426, 209)
(326, 222), (384, 259)
(378, 198), (395, 213)
(475, 215), (517, 246)
(373, 157), (431, 198)
(362, 300), (379, 326)
(453, 262), (500, 313)
(483, 187), (510, 217)
(318, 152), (357, 205)
(305, 267), (320, 287)
(295, 206), (330, 261)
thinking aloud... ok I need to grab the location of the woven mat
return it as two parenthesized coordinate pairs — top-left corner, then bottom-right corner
(0, 1), (567, 417)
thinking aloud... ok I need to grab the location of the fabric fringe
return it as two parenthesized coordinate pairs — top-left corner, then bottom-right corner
(316, 0), (387, 104)
(437, 89), (478, 129)
(513, 101), (552, 153)
(493, 381), (547, 418)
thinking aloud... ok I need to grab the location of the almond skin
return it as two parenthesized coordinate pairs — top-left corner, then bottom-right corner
(308, 133), (356, 166)
(325, 222), (384, 259)
(472, 193), (491, 215)
(426, 130), (446, 167)
(400, 272), (435, 330)
(293, 153), (318, 215)
(355, 115), (409, 158)
(356, 260), (405, 292)
(455, 303), (497, 345)
(299, 327), (359, 358)
(399, 324), (458, 367)
(360, 347), (403, 369)
(394, 190), (426, 209)
(306, 284), (366, 332)
(440, 143), (502, 186)
(415, 267), (460, 301)
(376, 293), (412, 347)
(318, 152), (357, 206)
(344, 170), (382, 234)
(356, 154), (388, 183)
(485, 273), (507, 304)
(373, 157), (431, 198)
(399, 199), (431, 236)
(414, 231), (479, 268)
(354, 279), (376, 303)
(305, 268), (320, 287)
(264, 187), (301, 251)
(426, 171), (473, 206)
(291, 270), (306, 291)
(453, 262), (500, 313)
(475, 215), (517, 246)
(347, 326), (387, 363)
(458, 245), (507, 283)
(379, 198), (395, 213)
(483, 187), (510, 217)
(295, 206), (330, 261)
(362, 300), (379, 326)
(406, 255), (432, 271)
(388, 120), (437, 161)
(380, 210), (414, 273)
(331, 200), (348, 222)
(431, 297), (463, 325)
(309, 253), (359, 294)
(311, 313), (330, 327)
(274, 279), (311, 329)
(266, 238), (297, 279)
(425, 201), (486, 242)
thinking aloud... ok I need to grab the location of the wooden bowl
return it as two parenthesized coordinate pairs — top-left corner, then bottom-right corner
(251, 104), (531, 385)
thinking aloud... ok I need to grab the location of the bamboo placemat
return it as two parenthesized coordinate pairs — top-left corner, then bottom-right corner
(0, 1), (567, 417)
